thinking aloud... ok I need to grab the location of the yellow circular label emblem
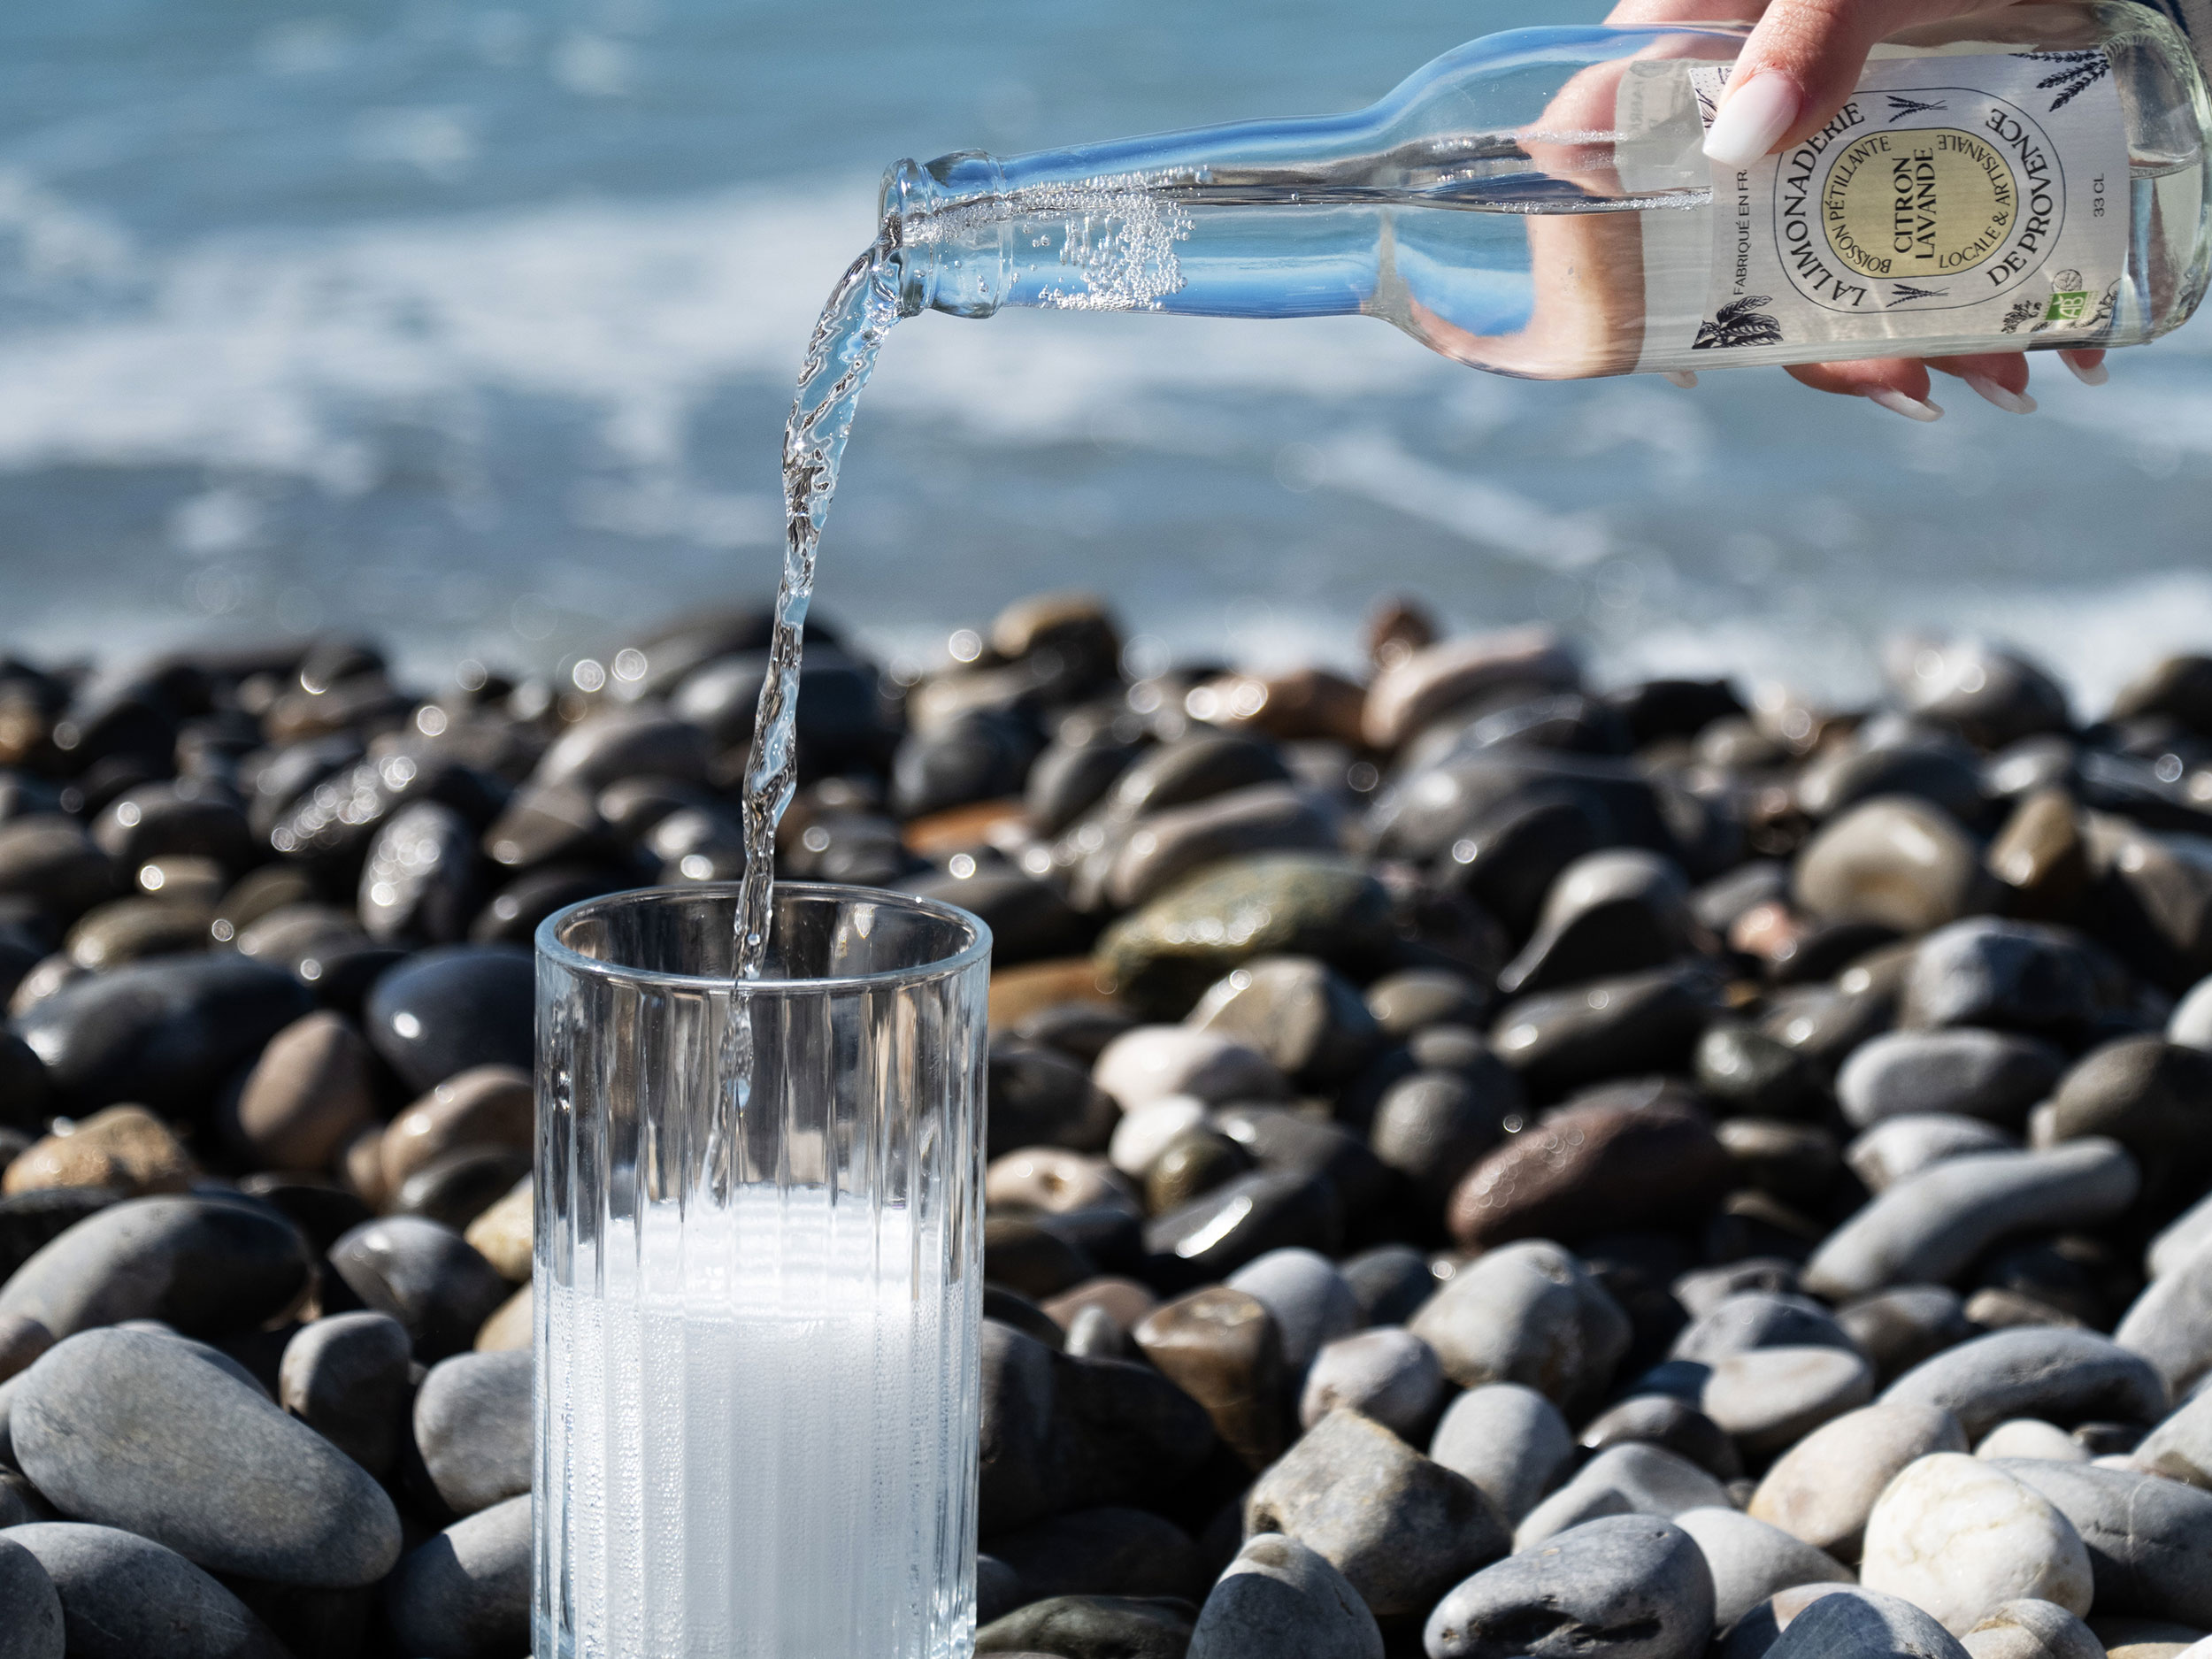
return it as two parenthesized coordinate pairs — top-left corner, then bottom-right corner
(1820, 127), (2019, 282)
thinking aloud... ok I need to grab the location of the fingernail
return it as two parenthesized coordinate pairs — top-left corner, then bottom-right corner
(2062, 351), (2109, 387)
(1703, 73), (1801, 166)
(1664, 370), (1699, 388)
(1963, 373), (2037, 415)
(1866, 388), (1945, 422)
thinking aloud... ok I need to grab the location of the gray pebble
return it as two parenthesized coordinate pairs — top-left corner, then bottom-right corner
(1366, 971), (1489, 1040)
(2149, 1192), (2212, 1280)
(1960, 1599), (2103, 1659)
(2132, 1386), (2212, 1489)
(414, 1349), (532, 1517)
(3, 1522), (289, 1659)
(1300, 1327), (1444, 1438)
(976, 1593), (1197, 1659)
(1836, 1029), (2067, 1130)
(1515, 1443), (1731, 1551)
(1676, 1260), (1801, 1319)
(1674, 1505), (1852, 1629)
(383, 1490), (531, 1659)
(1579, 1394), (1743, 1483)
(1188, 1532), (1383, 1659)
(12, 1327), (401, 1586)
(1671, 1291), (1858, 1363)
(1406, 1240), (1632, 1416)
(1847, 1116), (2019, 1193)
(1839, 1286), (1975, 1386)
(326, 1215), (510, 1363)
(977, 1552), (1025, 1624)
(1680, 1346), (1878, 1457)
(1425, 1513), (1716, 1659)
(1187, 956), (1381, 1090)
(1802, 1141), (2139, 1302)
(1993, 1460), (2212, 1625)
(1244, 1407), (1509, 1619)
(1341, 1244), (1438, 1327)
(1225, 1248), (1361, 1375)
(1371, 1071), (1511, 1205)
(1763, 1586), (1971, 1659)
(278, 1311), (413, 1480)
(2116, 1240), (2212, 1399)
(1883, 1328), (2169, 1440)
(1429, 1381), (1576, 1525)
(0, 1533), (62, 1659)
(1901, 919), (2108, 1034)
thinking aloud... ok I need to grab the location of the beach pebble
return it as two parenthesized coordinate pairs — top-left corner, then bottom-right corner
(1801, 1141), (2139, 1301)
(0, 1533), (62, 1659)
(2170, 975), (2212, 1050)
(1673, 1506), (1852, 1629)
(1901, 920), (2110, 1034)
(1839, 1286), (1975, 1385)
(361, 944), (534, 1094)
(382, 1491), (532, 1659)
(0, 1193), (311, 1340)
(11, 1327), (401, 1586)
(413, 1349), (532, 1517)
(1244, 1407), (1509, 1619)
(1580, 1394), (1743, 1482)
(1424, 1514), (1715, 1659)
(988, 1041), (1118, 1160)
(1959, 1600), (2103, 1659)
(1428, 1381), (1576, 1524)
(1793, 797), (1985, 934)
(2131, 1386), (2212, 1490)
(1882, 1328), (2169, 1440)
(1187, 1532), (1383, 1659)
(379, 1064), (534, 1195)
(2116, 1240), (2212, 1399)
(1836, 1029), (2066, 1130)
(1300, 1327), (1443, 1437)
(1693, 1346), (1877, 1456)
(1143, 1169), (1340, 1286)
(1847, 1116), (2018, 1193)
(1133, 1286), (1287, 1471)
(1750, 1401), (1970, 1562)
(1448, 1096), (1732, 1250)
(1515, 1442), (1732, 1551)
(1225, 1248), (1360, 1375)
(227, 1010), (380, 1173)
(1858, 1453), (2092, 1632)
(1977, 1419), (2093, 1463)
(2, 1105), (194, 1199)
(461, 1177), (531, 1281)
(2039, 1038), (2212, 1206)
(1188, 956), (1381, 1089)
(1109, 1096), (1208, 1177)
(278, 1310), (414, 1480)
(986, 1507), (1205, 1603)
(975, 1593), (1197, 1659)
(1671, 1291), (1857, 1363)
(359, 801), (479, 942)
(1342, 1243), (1438, 1326)
(1763, 1586), (1972, 1659)
(326, 1215), (510, 1363)
(2150, 1192), (2212, 1280)
(1486, 967), (1715, 1103)
(1094, 1025), (1286, 1112)
(4, 1522), (288, 1659)
(1362, 627), (1578, 750)
(1496, 848), (1696, 997)
(1366, 970), (1489, 1039)
(2090, 1617), (2208, 1659)
(1407, 1239), (1631, 1414)
(1371, 1070), (1514, 1205)
(1993, 1460), (2212, 1625)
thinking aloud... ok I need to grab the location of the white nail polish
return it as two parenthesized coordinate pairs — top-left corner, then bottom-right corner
(1664, 370), (1698, 388)
(2062, 351), (2110, 387)
(1702, 73), (1801, 166)
(1867, 388), (1946, 422)
(1963, 373), (2037, 415)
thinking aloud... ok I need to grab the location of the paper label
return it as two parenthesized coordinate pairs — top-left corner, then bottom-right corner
(1678, 51), (2127, 359)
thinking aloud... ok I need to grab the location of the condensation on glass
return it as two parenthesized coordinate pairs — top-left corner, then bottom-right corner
(534, 883), (990, 1659)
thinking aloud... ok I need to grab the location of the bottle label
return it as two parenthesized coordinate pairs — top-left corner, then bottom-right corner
(1655, 51), (2126, 365)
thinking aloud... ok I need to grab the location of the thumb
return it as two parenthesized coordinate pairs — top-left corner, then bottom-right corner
(1701, 0), (1989, 166)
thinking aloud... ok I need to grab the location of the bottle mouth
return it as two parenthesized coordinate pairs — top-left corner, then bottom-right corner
(877, 151), (1008, 240)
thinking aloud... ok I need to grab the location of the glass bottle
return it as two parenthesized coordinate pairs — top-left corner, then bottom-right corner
(879, 2), (2212, 378)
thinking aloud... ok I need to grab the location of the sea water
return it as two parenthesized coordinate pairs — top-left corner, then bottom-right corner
(539, 1191), (964, 1659)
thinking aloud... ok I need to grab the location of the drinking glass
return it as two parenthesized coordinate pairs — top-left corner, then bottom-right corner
(533, 882), (990, 1659)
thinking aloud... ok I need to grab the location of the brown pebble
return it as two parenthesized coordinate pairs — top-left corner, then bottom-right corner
(1041, 1276), (1158, 1334)
(1133, 1286), (1287, 1471)
(464, 1177), (533, 1282)
(380, 1064), (534, 1194)
(476, 1282), (532, 1351)
(2, 1103), (196, 1197)
(232, 1010), (380, 1172)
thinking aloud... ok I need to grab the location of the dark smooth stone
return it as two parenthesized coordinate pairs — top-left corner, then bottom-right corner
(223, 1582), (375, 1659)
(976, 1594), (1197, 1659)
(1836, 1027), (2069, 1130)
(381, 1492), (532, 1659)
(1447, 1099), (1732, 1251)
(1187, 1532), (1383, 1659)
(1883, 1326), (2169, 1439)
(234, 1177), (373, 1257)
(1835, 1286), (1973, 1386)
(413, 1350), (531, 1517)
(1497, 849), (1696, 998)
(1364, 969), (1489, 1040)
(1762, 980), (1898, 1071)
(988, 1041), (1118, 1160)
(4, 1522), (289, 1659)
(12, 955), (311, 1115)
(0, 1194), (309, 1340)
(0, 818), (115, 929)
(1408, 1240), (1632, 1416)
(892, 710), (1042, 818)
(1188, 956), (1381, 1090)
(1759, 1586), (1969, 1659)
(1902, 918), (2120, 1036)
(534, 708), (710, 791)
(1489, 967), (1718, 1101)
(278, 1311), (413, 1481)
(0, 1187), (119, 1281)
(65, 899), (212, 972)
(1578, 1393), (1743, 1481)
(1610, 678), (1747, 747)
(987, 1216), (1099, 1301)
(979, 1319), (1215, 1533)
(1795, 740), (1985, 825)
(983, 1286), (1067, 1352)
(1143, 1169), (1340, 1292)
(467, 864), (634, 945)
(977, 1553), (1027, 1625)
(1214, 1105), (1387, 1217)
(12, 1328), (401, 1586)
(1369, 1070), (1513, 1210)
(269, 750), (506, 873)
(1695, 1024), (1829, 1119)
(394, 1147), (533, 1232)
(361, 944), (533, 1094)
(1144, 1129), (1252, 1215)
(1027, 739), (1143, 839)
(91, 786), (254, 872)
(1340, 1243), (1438, 1327)
(1437, 788), (1610, 940)
(1719, 1119), (1843, 1210)
(1893, 640), (2071, 752)
(1671, 1291), (1855, 1363)
(672, 648), (879, 764)
(1132, 1286), (1287, 1472)
(2042, 1036), (2212, 1208)
(0, 1033), (54, 1135)
(906, 871), (1090, 967)
(480, 780), (610, 872)
(983, 1506), (1206, 1603)
(1094, 854), (1396, 1020)
(1013, 1002), (1141, 1067)
(0, 1532), (61, 1659)
(326, 1216), (509, 1363)
(1098, 733), (1290, 821)
(1244, 1407), (1509, 1620)
(1423, 1513), (1715, 1659)
(357, 802), (480, 943)
(2112, 653), (2212, 735)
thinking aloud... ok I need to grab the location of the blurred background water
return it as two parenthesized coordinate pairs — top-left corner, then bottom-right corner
(2, 0), (2209, 707)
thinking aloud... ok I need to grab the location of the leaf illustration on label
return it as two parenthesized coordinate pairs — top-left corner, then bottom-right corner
(1889, 282), (1949, 303)
(1998, 293), (2046, 334)
(2016, 50), (2109, 111)
(1885, 95), (1948, 122)
(1694, 295), (1784, 350)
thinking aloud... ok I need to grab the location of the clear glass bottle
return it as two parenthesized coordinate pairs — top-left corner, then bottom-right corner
(881, 2), (2211, 377)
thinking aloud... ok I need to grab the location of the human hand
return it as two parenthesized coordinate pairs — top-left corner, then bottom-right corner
(1609, 0), (2108, 417)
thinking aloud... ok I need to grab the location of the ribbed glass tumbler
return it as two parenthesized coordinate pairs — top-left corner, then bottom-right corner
(533, 883), (990, 1659)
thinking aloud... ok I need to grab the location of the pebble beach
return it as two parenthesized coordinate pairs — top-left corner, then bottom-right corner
(5, 594), (2212, 1658)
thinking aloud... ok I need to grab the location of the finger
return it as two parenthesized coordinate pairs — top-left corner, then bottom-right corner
(1786, 357), (1944, 421)
(1702, 0), (1992, 165)
(2061, 348), (2110, 386)
(1928, 352), (2037, 414)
